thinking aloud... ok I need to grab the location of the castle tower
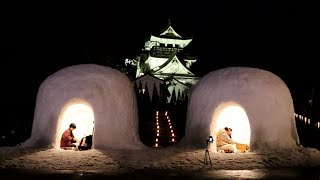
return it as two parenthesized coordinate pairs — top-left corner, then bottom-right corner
(133, 19), (199, 103)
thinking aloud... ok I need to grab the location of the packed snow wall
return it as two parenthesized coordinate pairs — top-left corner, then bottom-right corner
(180, 67), (300, 151)
(24, 64), (142, 149)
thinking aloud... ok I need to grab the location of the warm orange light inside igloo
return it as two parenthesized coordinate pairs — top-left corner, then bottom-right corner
(55, 103), (95, 148)
(212, 103), (251, 147)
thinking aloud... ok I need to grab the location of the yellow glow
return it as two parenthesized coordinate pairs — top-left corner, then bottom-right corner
(55, 103), (94, 148)
(214, 104), (251, 146)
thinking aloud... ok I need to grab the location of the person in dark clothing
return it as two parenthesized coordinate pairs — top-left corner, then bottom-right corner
(60, 123), (78, 150)
(78, 135), (93, 151)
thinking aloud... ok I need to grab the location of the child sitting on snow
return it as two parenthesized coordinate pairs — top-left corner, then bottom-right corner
(60, 123), (78, 150)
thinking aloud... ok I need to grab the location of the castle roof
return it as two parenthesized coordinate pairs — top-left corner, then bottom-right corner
(152, 52), (195, 76)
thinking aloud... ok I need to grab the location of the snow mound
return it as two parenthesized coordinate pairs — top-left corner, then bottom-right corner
(180, 67), (300, 151)
(23, 64), (142, 149)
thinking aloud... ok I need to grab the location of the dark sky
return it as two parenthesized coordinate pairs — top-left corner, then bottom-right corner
(1, 1), (320, 131)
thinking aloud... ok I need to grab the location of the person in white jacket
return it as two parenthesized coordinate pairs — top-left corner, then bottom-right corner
(216, 127), (240, 153)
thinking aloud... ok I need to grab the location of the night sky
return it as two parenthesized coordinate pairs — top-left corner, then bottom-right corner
(1, 1), (320, 135)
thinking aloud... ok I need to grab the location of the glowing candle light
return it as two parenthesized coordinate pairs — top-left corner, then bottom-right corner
(172, 138), (174, 142)
(157, 130), (159, 132)
(170, 126), (172, 128)
(157, 133), (159, 136)
(155, 143), (158, 147)
(156, 138), (158, 142)
(172, 133), (174, 136)
(171, 130), (173, 133)
(157, 122), (159, 125)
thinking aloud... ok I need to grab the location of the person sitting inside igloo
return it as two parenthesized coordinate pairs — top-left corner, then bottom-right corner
(216, 127), (248, 153)
(60, 123), (79, 150)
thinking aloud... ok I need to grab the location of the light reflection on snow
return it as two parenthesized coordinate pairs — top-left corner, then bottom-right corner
(209, 169), (267, 179)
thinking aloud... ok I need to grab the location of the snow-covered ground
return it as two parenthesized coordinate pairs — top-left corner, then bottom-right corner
(1, 145), (319, 171)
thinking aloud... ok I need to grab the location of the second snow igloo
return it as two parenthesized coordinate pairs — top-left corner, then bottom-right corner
(181, 67), (300, 151)
(25, 64), (141, 149)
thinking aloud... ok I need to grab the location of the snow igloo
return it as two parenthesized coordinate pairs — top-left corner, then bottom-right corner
(180, 67), (300, 152)
(24, 64), (141, 149)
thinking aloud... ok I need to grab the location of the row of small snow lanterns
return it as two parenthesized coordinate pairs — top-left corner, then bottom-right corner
(155, 111), (159, 147)
(165, 111), (175, 142)
(294, 113), (320, 129)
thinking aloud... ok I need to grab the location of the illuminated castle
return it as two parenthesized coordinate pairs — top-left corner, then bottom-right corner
(133, 19), (200, 103)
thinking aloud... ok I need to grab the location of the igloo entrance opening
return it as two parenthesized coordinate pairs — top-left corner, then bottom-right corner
(211, 102), (251, 151)
(55, 103), (95, 149)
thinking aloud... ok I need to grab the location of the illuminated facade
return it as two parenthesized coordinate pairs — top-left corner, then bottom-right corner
(134, 19), (200, 103)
